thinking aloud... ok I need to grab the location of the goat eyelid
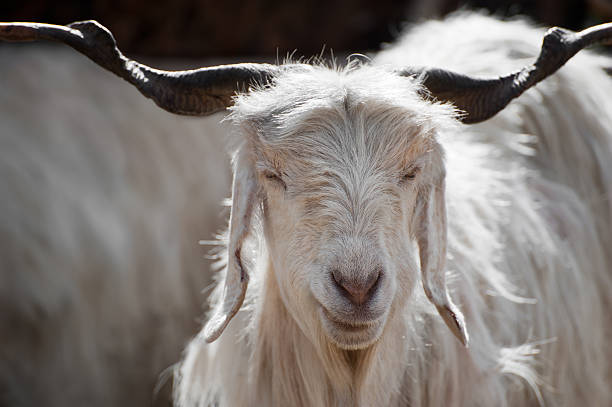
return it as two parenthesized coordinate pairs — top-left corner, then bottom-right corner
(263, 171), (287, 190)
(401, 166), (421, 183)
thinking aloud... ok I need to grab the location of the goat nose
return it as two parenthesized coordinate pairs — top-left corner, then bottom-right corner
(331, 268), (382, 306)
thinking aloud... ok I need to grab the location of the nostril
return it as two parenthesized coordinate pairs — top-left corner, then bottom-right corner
(331, 269), (343, 287)
(366, 267), (382, 295)
(331, 269), (353, 300)
(331, 267), (382, 306)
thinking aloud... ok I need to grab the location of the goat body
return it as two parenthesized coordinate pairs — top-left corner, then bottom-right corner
(176, 13), (612, 407)
(0, 46), (230, 407)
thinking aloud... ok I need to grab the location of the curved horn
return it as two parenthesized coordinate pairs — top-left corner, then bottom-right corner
(0, 20), (282, 116)
(399, 22), (612, 124)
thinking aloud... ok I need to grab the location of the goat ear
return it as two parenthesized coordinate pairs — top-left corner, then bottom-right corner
(416, 177), (469, 347)
(204, 149), (258, 343)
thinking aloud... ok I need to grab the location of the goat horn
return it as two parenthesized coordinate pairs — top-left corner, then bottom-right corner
(0, 20), (282, 116)
(398, 22), (612, 124)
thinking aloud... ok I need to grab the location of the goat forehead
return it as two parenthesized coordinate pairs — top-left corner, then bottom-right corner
(256, 95), (437, 166)
(230, 65), (458, 148)
(272, 111), (416, 235)
(263, 105), (438, 190)
(233, 66), (452, 214)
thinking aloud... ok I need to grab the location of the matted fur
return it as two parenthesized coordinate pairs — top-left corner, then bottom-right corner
(0, 46), (231, 406)
(175, 13), (612, 407)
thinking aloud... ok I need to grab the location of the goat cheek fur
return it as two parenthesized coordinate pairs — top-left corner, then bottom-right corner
(175, 13), (612, 407)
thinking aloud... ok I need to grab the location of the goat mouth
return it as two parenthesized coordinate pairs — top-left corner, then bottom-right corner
(319, 307), (385, 350)
(322, 308), (374, 330)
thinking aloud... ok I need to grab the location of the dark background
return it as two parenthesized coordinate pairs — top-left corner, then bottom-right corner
(2, 0), (611, 58)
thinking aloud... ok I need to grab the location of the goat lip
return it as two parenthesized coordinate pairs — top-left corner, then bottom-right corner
(319, 307), (385, 350)
(321, 307), (380, 334)
(320, 307), (380, 332)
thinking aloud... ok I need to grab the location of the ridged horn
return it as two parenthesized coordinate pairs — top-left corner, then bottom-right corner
(398, 22), (612, 124)
(0, 20), (287, 116)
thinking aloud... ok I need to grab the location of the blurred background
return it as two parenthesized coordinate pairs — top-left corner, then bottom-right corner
(2, 0), (611, 58)
(0, 1), (611, 407)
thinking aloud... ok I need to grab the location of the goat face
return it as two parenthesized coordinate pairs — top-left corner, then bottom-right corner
(257, 107), (445, 350)
(205, 67), (468, 348)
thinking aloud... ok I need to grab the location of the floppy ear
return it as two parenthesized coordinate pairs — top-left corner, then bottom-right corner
(204, 148), (258, 343)
(416, 175), (469, 347)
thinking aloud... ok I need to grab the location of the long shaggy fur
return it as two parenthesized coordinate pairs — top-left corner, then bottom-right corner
(0, 46), (231, 407)
(175, 13), (612, 407)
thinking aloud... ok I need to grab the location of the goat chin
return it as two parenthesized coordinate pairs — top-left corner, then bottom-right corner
(175, 12), (612, 407)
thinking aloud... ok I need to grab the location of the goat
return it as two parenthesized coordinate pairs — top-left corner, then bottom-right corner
(2, 12), (612, 407)
(0, 45), (230, 406)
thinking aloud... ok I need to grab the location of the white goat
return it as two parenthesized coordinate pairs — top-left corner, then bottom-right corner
(1, 12), (611, 407)
(175, 14), (612, 407)
(0, 46), (230, 406)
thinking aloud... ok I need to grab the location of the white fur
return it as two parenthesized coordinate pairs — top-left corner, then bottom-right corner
(0, 46), (231, 406)
(175, 13), (612, 407)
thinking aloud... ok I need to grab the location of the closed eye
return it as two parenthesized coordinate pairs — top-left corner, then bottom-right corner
(264, 171), (287, 190)
(400, 167), (420, 183)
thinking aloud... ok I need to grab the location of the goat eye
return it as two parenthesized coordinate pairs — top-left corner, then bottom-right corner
(264, 171), (287, 189)
(401, 167), (420, 183)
